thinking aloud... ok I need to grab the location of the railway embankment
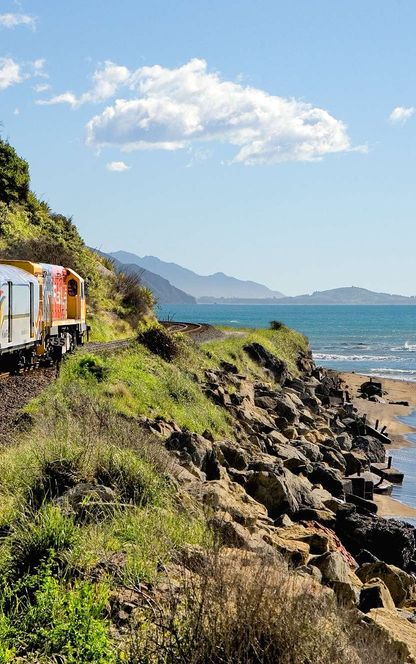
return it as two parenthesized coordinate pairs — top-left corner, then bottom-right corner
(1, 322), (416, 661)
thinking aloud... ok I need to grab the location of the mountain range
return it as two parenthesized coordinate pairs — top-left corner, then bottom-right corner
(272, 286), (416, 305)
(109, 251), (416, 305)
(111, 251), (284, 300)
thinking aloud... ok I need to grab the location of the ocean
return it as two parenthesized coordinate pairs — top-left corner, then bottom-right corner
(157, 303), (416, 381)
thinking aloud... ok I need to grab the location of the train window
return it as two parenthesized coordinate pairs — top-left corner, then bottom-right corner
(7, 282), (12, 343)
(68, 279), (78, 296)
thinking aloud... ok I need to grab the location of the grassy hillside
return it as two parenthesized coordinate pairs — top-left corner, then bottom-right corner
(0, 138), (154, 340)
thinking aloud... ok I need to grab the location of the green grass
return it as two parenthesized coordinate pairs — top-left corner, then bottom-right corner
(202, 327), (308, 378)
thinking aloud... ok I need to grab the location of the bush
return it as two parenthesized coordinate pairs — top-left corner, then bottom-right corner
(114, 270), (154, 328)
(0, 139), (29, 206)
(0, 573), (113, 662)
(269, 320), (285, 331)
(123, 550), (401, 664)
(4, 505), (77, 579)
(137, 325), (179, 362)
(94, 447), (168, 506)
(76, 355), (109, 382)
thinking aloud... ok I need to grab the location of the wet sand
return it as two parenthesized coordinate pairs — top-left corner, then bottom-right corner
(338, 372), (416, 518)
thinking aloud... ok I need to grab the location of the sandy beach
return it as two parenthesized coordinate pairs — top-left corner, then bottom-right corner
(338, 372), (416, 518)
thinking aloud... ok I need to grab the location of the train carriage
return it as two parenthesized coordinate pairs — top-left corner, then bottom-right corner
(0, 259), (87, 368)
(0, 265), (40, 353)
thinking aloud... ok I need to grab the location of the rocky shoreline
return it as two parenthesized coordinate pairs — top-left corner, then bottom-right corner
(141, 342), (416, 660)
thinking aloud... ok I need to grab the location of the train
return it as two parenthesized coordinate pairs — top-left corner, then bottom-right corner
(0, 259), (88, 370)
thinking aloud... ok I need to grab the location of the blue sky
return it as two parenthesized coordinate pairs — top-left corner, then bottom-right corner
(1, 0), (415, 295)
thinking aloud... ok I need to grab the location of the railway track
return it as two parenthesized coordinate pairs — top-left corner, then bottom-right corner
(159, 321), (206, 334)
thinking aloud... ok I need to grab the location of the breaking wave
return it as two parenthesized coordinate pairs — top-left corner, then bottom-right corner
(313, 353), (397, 362)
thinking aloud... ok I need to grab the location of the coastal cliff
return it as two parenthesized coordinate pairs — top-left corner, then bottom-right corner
(1, 323), (416, 661)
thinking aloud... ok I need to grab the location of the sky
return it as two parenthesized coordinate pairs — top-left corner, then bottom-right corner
(0, 0), (415, 296)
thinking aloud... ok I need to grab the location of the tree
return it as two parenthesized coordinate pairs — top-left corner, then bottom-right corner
(0, 139), (30, 205)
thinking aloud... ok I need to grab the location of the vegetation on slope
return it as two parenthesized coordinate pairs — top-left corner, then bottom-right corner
(0, 138), (154, 339)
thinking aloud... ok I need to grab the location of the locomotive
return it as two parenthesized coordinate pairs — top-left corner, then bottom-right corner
(0, 259), (88, 369)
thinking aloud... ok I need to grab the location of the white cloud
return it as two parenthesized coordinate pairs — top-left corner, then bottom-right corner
(38, 61), (130, 108)
(106, 160), (130, 172)
(389, 106), (416, 124)
(31, 58), (48, 78)
(33, 82), (51, 93)
(13, 107), (19, 115)
(85, 59), (356, 165)
(0, 57), (22, 90)
(0, 13), (36, 30)
(37, 91), (78, 108)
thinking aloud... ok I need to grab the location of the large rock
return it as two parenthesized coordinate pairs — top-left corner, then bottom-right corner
(166, 431), (211, 468)
(189, 478), (269, 529)
(353, 436), (386, 464)
(336, 505), (416, 570)
(56, 482), (116, 522)
(274, 393), (299, 424)
(337, 432), (352, 452)
(291, 440), (323, 463)
(246, 467), (324, 518)
(357, 562), (416, 606)
(309, 463), (345, 498)
(360, 580), (396, 613)
(218, 441), (248, 470)
(366, 608), (416, 662)
(311, 551), (362, 606)
(244, 343), (288, 384)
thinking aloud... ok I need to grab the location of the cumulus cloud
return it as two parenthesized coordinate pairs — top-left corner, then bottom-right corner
(106, 160), (130, 172)
(0, 13), (36, 30)
(84, 59), (355, 165)
(389, 106), (416, 124)
(0, 58), (22, 90)
(37, 61), (130, 108)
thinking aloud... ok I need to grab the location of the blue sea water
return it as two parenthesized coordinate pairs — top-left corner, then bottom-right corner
(157, 304), (416, 381)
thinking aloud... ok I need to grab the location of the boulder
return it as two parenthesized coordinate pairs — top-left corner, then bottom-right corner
(274, 393), (299, 424)
(360, 380), (383, 398)
(245, 467), (324, 518)
(189, 478), (269, 529)
(56, 483), (116, 522)
(166, 431), (212, 469)
(360, 580), (396, 613)
(357, 562), (416, 606)
(291, 440), (323, 463)
(309, 463), (345, 498)
(353, 436), (386, 464)
(320, 447), (346, 473)
(366, 608), (416, 662)
(244, 343), (288, 384)
(311, 551), (351, 584)
(336, 505), (416, 570)
(343, 450), (368, 475)
(218, 441), (248, 470)
(311, 551), (362, 606)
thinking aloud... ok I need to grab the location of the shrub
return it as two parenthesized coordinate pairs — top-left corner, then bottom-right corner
(115, 270), (154, 328)
(137, 325), (179, 362)
(0, 573), (113, 662)
(269, 320), (285, 331)
(76, 355), (110, 382)
(5, 505), (77, 579)
(124, 551), (400, 664)
(94, 447), (168, 506)
(0, 139), (30, 206)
